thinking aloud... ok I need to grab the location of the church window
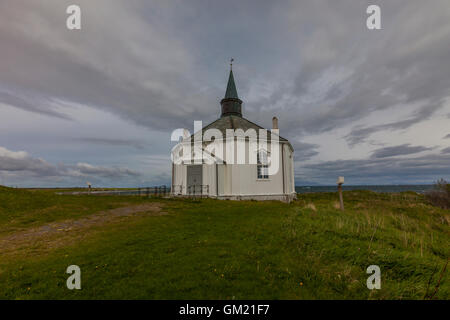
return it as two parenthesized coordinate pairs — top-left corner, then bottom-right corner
(257, 150), (269, 179)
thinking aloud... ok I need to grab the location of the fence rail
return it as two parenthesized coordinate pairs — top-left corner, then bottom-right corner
(56, 186), (171, 197)
(172, 184), (210, 197)
(187, 184), (209, 197)
(57, 184), (211, 199)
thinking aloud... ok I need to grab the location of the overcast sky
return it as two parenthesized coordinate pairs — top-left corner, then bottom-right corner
(1, 0), (449, 187)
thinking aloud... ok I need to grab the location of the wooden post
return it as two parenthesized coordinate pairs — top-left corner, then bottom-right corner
(337, 176), (344, 211)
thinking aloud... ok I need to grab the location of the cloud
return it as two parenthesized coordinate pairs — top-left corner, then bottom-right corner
(1, 0), (449, 138)
(300, 152), (450, 185)
(370, 144), (433, 159)
(0, 146), (139, 186)
(444, 134), (450, 139)
(247, 1), (450, 143)
(1, 1), (450, 186)
(291, 140), (319, 161)
(441, 147), (450, 154)
(0, 146), (60, 176)
(345, 102), (444, 146)
(0, 88), (73, 120)
(344, 103), (441, 146)
(72, 163), (139, 178)
(0, 0), (215, 131)
(73, 137), (146, 150)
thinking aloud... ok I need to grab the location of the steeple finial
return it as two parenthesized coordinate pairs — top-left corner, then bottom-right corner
(230, 58), (234, 70)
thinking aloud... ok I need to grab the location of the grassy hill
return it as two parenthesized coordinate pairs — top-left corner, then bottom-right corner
(0, 186), (448, 299)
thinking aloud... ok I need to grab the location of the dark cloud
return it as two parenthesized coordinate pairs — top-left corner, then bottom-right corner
(441, 147), (450, 154)
(73, 137), (146, 150)
(1, 0), (449, 137)
(291, 140), (319, 161)
(0, 88), (73, 120)
(248, 1), (450, 143)
(345, 103), (444, 146)
(0, 0), (219, 131)
(370, 144), (433, 159)
(444, 134), (450, 139)
(73, 162), (139, 178)
(299, 153), (450, 185)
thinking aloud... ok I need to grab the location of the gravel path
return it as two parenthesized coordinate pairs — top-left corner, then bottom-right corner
(0, 203), (165, 258)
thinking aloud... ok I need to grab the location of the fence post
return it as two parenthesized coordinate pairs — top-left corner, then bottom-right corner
(337, 177), (344, 211)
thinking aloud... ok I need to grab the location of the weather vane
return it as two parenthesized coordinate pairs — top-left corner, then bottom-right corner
(230, 58), (234, 70)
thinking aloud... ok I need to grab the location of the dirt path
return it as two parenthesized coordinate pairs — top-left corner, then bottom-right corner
(0, 203), (166, 258)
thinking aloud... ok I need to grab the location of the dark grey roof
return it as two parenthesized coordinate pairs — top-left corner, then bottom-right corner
(198, 115), (288, 142)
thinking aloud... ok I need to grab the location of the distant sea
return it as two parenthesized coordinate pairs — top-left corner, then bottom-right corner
(295, 185), (434, 194)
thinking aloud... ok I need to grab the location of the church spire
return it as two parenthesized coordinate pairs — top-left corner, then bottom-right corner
(221, 59), (243, 117)
(224, 59), (238, 99)
(224, 69), (239, 99)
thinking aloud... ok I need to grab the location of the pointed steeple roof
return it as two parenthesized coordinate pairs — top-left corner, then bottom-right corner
(220, 60), (243, 117)
(224, 69), (239, 99)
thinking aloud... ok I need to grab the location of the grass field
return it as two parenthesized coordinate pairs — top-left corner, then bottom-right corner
(0, 186), (448, 299)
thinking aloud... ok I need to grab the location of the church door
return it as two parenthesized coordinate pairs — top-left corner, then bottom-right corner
(187, 165), (203, 194)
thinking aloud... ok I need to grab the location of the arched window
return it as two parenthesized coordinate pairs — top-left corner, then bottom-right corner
(257, 149), (269, 179)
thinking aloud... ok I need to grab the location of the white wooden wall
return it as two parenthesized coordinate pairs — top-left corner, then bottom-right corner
(172, 139), (295, 197)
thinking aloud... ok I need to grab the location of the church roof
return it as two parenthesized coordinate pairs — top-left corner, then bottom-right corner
(200, 115), (288, 142)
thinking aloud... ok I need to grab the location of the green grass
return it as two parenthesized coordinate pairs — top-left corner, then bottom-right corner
(0, 186), (448, 299)
(0, 186), (147, 234)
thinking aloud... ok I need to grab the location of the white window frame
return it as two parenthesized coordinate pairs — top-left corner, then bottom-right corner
(257, 149), (269, 179)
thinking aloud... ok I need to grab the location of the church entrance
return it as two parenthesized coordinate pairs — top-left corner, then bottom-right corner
(187, 165), (203, 194)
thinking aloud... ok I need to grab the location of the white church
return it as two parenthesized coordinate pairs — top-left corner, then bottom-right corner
(171, 65), (296, 202)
